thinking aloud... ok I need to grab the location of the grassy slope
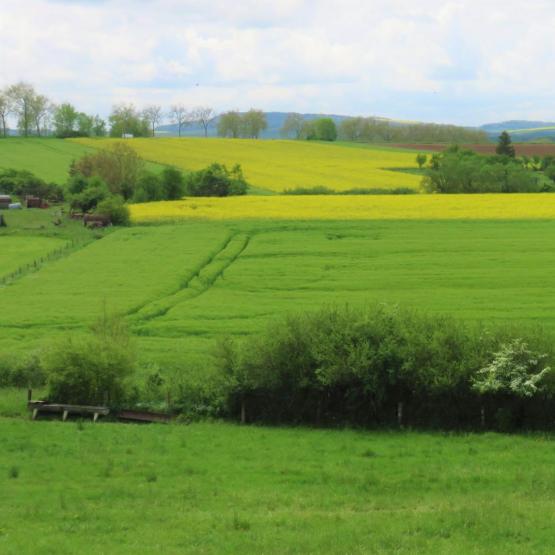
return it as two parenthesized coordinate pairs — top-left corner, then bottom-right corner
(0, 138), (166, 184)
(1, 417), (555, 554)
(0, 138), (94, 182)
(3, 218), (555, 371)
(71, 137), (422, 192)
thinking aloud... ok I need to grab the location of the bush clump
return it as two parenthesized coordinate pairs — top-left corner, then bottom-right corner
(43, 312), (136, 406)
(185, 163), (248, 196)
(0, 168), (64, 201)
(95, 195), (130, 226)
(216, 305), (555, 429)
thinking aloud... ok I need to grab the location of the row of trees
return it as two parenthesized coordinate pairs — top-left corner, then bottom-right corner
(330, 116), (488, 144)
(0, 82), (218, 139)
(217, 109), (267, 139)
(280, 114), (338, 141)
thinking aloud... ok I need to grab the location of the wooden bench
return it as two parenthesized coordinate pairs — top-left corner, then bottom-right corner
(28, 401), (110, 422)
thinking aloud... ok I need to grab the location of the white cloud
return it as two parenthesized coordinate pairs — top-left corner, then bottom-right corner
(1, 0), (555, 124)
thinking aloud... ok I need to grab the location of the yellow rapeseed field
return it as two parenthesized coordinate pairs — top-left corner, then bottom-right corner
(130, 193), (555, 222)
(71, 137), (421, 192)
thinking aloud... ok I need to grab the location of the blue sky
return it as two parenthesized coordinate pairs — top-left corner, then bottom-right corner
(1, 0), (554, 126)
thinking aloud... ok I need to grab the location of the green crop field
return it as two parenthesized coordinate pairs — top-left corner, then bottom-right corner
(2, 213), (555, 372)
(1, 416), (555, 554)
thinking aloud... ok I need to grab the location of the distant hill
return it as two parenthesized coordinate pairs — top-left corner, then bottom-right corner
(480, 121), (555, 142)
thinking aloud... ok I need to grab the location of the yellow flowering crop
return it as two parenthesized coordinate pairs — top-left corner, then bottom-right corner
(130, 193), (555, 222)
(71, 137), (421, 192)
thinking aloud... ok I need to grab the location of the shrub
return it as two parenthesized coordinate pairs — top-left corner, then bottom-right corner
(133, 172), (164, 203)
(0, 168), (64, 201)
(185, 163), (248, 196)
(43, 312), (136, 406)
(423, 148), (542, 194)
(161, 167), (185, 200)
(95, 195), (130, 225)
(473, 339), (553, 398)
(70, 177), (109, 212)
(71, 143), (144, 199)
(216, 305), (555, 429)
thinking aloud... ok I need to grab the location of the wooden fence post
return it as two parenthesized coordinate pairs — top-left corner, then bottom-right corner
(241, 397), (246, 424)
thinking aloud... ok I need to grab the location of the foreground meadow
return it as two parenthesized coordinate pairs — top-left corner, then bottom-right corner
(1, 416), (554, 554)
(72, 137), (422, 192)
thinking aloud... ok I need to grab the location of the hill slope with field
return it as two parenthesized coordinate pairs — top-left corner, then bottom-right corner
(0, 138), (94, 183)
(71, 137), (422, 193)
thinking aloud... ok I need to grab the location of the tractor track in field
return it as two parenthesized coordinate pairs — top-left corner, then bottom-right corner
(127, 232), (251, 327)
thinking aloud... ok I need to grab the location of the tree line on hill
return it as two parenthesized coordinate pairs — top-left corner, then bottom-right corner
(1, 81), (492, 144)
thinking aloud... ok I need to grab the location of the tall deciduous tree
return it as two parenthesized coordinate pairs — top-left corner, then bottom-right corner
(280, 113), (304, 139)
(109, 104), (149, 137)
(0, 91), (11, 137)
(193, 106), (215, 137)
(169, 104), (189, 137)
(217, 110), (242, 138)
(241, 109), (267, 139)
(143, 105), (163, 137)
(31, 94), (51, 136)
(7, 82), (37, 137)
(53, 103), (79, 137)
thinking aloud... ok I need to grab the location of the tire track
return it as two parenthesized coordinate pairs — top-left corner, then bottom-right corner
(128, 232), (250, 326)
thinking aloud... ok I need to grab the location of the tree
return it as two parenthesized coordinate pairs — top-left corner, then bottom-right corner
(241, 109), (267, 139)
(77, 113), (94, 137)
(7, 82), (37, 137)
(169, 103), (189, 137)
(53, 103), (79, 137)
(72, 143), (144, 199)
(217, 110), (242, 138)
(30, 94), (51, 136)
(92, 115), (107, 137)
(143, 105), (163, 137)
(0, 92), (11, 137)
(160, 167), (185, 200)
(416, 153), (428, 169)
(280, 113), (304, 139)
(313, 118), (337, 141)
(193, 106), (215, 137)
(496, 131), (515, 158)
(109, 103), (149, 138)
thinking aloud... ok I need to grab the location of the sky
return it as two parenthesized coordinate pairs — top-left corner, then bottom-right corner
(1, 0), (554, 126)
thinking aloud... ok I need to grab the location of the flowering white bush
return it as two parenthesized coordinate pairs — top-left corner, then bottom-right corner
(473, 339), (552, 398)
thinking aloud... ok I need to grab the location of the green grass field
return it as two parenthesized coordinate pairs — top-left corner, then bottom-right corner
(1, 416), (555, 554)
(0, 138), (166, 183)
(0, 138), (95, 182)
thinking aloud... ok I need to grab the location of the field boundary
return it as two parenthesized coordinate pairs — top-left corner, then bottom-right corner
(0, 237), (96, 288)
